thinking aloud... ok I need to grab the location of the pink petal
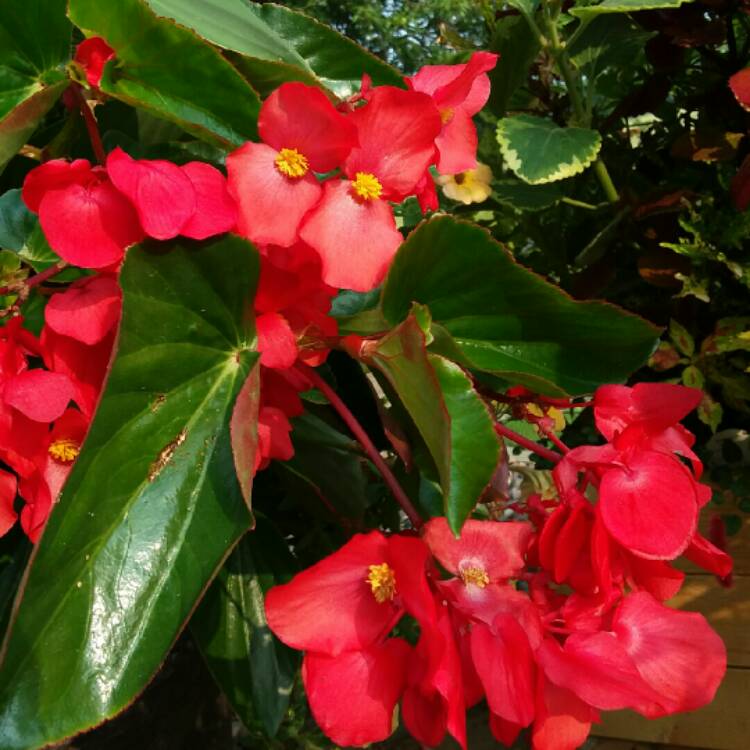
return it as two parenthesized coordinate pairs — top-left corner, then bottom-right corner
(106, 147), (195, 239)
(599, 451), (698, 560)
(302, 639), (411, 747)
(435, 108), (478, 175)
(532, 675), (598, 750)
(259, 82), (358, 172)
(613, 592), (726, 715)
(179, 162), (236, 239)
(45, 275), (121, 345)
(4, 370), (74, 422)
(226, 142), (322, 248)
(264, 531), (402, 656)
(299, 179), (402, 292)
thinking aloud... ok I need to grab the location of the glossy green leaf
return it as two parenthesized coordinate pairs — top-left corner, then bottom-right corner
(0, 0), (71, 171)
(487, 16), (540, 117)
(68, 0), (261, 147)
(570, 0), (695, 19)
(192, 518), (298, 738)
(146, 0), (403, 98)
(367, 314), (500, 532)
(497, 115), (602, 184)
(0, 235), (259, 749)
(0, 189), (63, 270)
(381, 217), (660, 396)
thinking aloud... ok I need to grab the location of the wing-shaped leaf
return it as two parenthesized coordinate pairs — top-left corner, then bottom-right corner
(0, 0), (71, 172)
(146, 0), (403, 98)
(381, 216), (660, 396)
(68, 0), (261, 147)
(0, 235), (260, 749)
(366, 314), (500, 533)
(497, 114), (602, 184)
(192, 518), (298, 738)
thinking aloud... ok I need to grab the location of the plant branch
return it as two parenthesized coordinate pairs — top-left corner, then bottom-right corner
(0, 261), (67, 296)
(71, 84), (106, 166)
(296, 363), (423, 529)
(494, 422), (562, 464)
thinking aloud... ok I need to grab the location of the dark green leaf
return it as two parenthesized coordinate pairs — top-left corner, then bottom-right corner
(68, 0), (261, 147)
(0, 235), (259, 749)
(381, 217), (660, 395)
(0, 0), (71, 171)
(146, 0), (403, 98)
(493, 178), (563, 212)
(192, 518), (298, 738)
(366, 314), (500, 532)
(0, 190), (36, 251)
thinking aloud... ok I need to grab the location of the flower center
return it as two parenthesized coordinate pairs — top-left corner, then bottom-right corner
(48, 438), (80, 463)
(275, 148), (309, 178)
(454, 172), (467, 185)
(367, 562), (396, 603)
(440, 107), (455, 125)
(352, 172), (383, 201)
(459, 566), (489, 588)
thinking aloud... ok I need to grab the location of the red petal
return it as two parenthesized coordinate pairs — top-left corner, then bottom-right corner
(489, 714), (522, 747)
(22, 159), (92, 212)
(531, 675), (597, 750)
(300, 179), (402, 292)
(39, 180), (142, 268)
(537, 633), (661, 714)
(4, 370), (74, 422)
(435, 108), (478, 175)
(599, 451), (697, 560)
(179, 162), (236, 239)
(45, 275), (121, 345)
(264, 531), (402, 655)
(344, 87), (442, 198)
(471, 615), (535, 726)
(256, 406), (294, 470)
(18, 473), (52, 543)
(613, 592), (726, 715)
(75, 36), (115, 88)
(42, 407), (89, 502)
(226, 142), (322, 247)
(259, 82), (358, 172)
(729, 67), (750, 111)
(106, 147), (195, 239)
(302, 639), (411, 747)
(553, 504), (590, 584)
(423, 517), (532, 581)
(256, 312), (298, 370)
(684, 531), (733, 578)
(387, 534), (438, 626)
(626, 554), (685, 601)
(731, 153), (750, 210)
(0, 469), (18, 537)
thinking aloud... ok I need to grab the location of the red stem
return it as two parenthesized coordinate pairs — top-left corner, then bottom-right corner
(0, 261), (67, 296)
(539, 425), (571, 454)
(296, 363), (423, 529)
(494, 422), (562, 464)
(72, 84), (106, 165)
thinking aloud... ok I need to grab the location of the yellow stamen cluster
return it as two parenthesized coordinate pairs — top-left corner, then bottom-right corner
(440, 107), (455, 125)
(460, 565), (490, 588)
(48, 438), (80, 463)
(367, 562), (396, 603)
(275, 147), (309, 178)
(352, 172), (383, 201)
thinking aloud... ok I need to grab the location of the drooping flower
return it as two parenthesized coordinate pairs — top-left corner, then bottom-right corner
(300, 86), (442, 291)
(22, 158), (143, 268)
(437, 162), (493, 205)
(407, 52), (498, 174)
(227, 82), (358, 248)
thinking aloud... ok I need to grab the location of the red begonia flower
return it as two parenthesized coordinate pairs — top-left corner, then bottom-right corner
(0, 469), (18, 537)
(613, 592), (726, 716)
(23, 158), (143, 268)
(227, 82), (357, 247)
(45, 275), (121, 346)
(0, 410), (47, 479)
(407, 52), (498, 174)
(302, 639), (411, 747)
(299, 177), (403, 291)
(106, 147), (195, 239)
(598, 450), (698, 560)
(38, 407), (88, 505)
(265, 531), (404, 656)
(729, 67), (750, 111)
(256, 312), (298, 370)
(255, 406), (294, 473)
(423, 517), (533, 583)
(3, 370), (74, 423)
(471, 613), (536, 727)
(530, 675), (599, 750)
(179, 161), (237, 239)
(75, 37), (115, 88)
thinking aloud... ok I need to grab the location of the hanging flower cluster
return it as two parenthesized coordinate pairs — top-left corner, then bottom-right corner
(265, 382), (731, 750)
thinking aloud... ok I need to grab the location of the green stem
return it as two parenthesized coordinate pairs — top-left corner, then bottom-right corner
(561, 196), (600, 211)
(592, 159), (619, 204)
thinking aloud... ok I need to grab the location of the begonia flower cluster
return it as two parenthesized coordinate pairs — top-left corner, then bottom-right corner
(265, 383), (731, 750)
(1, 43), (498, 540)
